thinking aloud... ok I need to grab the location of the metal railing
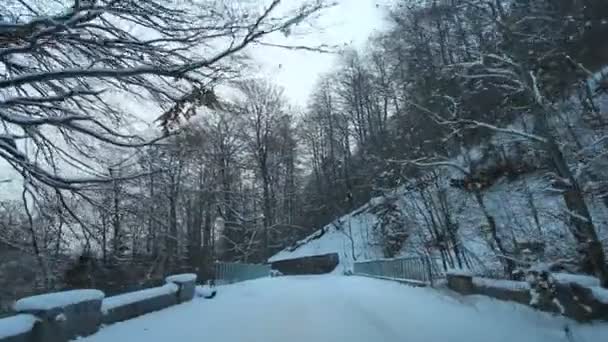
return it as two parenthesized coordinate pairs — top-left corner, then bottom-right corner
(214, 262), (271, 285)
(353, 256), (444, 285)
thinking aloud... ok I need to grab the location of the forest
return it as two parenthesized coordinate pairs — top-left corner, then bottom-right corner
(2, 0), (608, 312)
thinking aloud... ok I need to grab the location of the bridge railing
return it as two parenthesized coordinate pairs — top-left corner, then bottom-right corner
(214, 262), (271, 285)
(353, 256), (444, 286)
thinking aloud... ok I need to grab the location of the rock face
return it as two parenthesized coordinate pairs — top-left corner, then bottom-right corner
(552, 282), (608, 322)
(446, 273), (608, 322)
(271, 253), (339, 275)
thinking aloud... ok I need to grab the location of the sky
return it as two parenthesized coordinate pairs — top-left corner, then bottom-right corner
(250, 0), (387, 107)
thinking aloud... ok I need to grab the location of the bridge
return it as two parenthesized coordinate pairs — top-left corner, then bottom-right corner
(80, 276), (599, 342)
(1, 259), (606, 342)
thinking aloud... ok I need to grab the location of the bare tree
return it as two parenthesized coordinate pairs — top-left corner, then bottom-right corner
(0, 0), (329, 193)
(236, 79), (287, 258)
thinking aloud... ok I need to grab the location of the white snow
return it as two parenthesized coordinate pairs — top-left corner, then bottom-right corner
(268, 209), (385, 271)
(13, 289), (104, 312)
(79, 276), (608, 342)
(165, 274), (197, 283)
(446, 267), (474, 277)
(473, 277), (531, 291)
(195, 285), (216, 298)
(590, 287), (608, 304)
(0, 314), (37, 339)
(102, 284), (178, 313)
(553, 273), (601, 287)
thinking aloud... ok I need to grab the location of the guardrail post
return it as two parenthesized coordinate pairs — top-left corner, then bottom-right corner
(424, 257), (434, 286)
(165, 274), (197, 303)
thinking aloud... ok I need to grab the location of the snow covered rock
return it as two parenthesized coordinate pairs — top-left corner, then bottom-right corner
(195, 285), (217, 299)
(0, 314), (37, 340)
(447, 270), (608, 322)
(524, 269), (608, 321)
(550, 281), (608, 321)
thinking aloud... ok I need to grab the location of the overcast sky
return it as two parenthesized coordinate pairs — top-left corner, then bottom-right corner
(250, 0), (387, 107)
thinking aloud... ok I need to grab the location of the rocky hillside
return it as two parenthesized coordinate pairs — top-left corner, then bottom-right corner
(270, 70), (608, 276)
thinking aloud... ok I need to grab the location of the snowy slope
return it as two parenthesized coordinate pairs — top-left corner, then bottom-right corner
(270, 167), (608, 275)
(269, 207), (384, 271)
(270, 67), (608, 273)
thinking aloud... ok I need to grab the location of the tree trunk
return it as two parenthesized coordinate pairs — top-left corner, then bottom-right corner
(101, 212), (107, 264)
(168, 193), (178, 267)
(262, 171), (272, 259)
(110, 168), (121, 259)
(544, 137), (608, 286)
(532, 106), (608, 286)
(148, 171), (157, 256)
(473, 191), (515, 278)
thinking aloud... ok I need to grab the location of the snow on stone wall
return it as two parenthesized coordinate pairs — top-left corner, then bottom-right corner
(0, 314), (37, 340)
(14, 289), (104, 312)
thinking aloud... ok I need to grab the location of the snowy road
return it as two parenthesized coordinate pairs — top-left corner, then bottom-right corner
(81, 276), (606, 342)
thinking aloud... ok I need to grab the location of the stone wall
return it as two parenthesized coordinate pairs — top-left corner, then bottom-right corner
(101, 285), (179, 325)
(271, 253), (339, 275)
(0, 315), (37, 342)
(446, 273), (608, 322)
(0, 273), (197, 342)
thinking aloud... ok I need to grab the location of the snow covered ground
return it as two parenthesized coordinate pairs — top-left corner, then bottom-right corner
(269, 209), (384, 272)
(80, 276), (607, 342)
